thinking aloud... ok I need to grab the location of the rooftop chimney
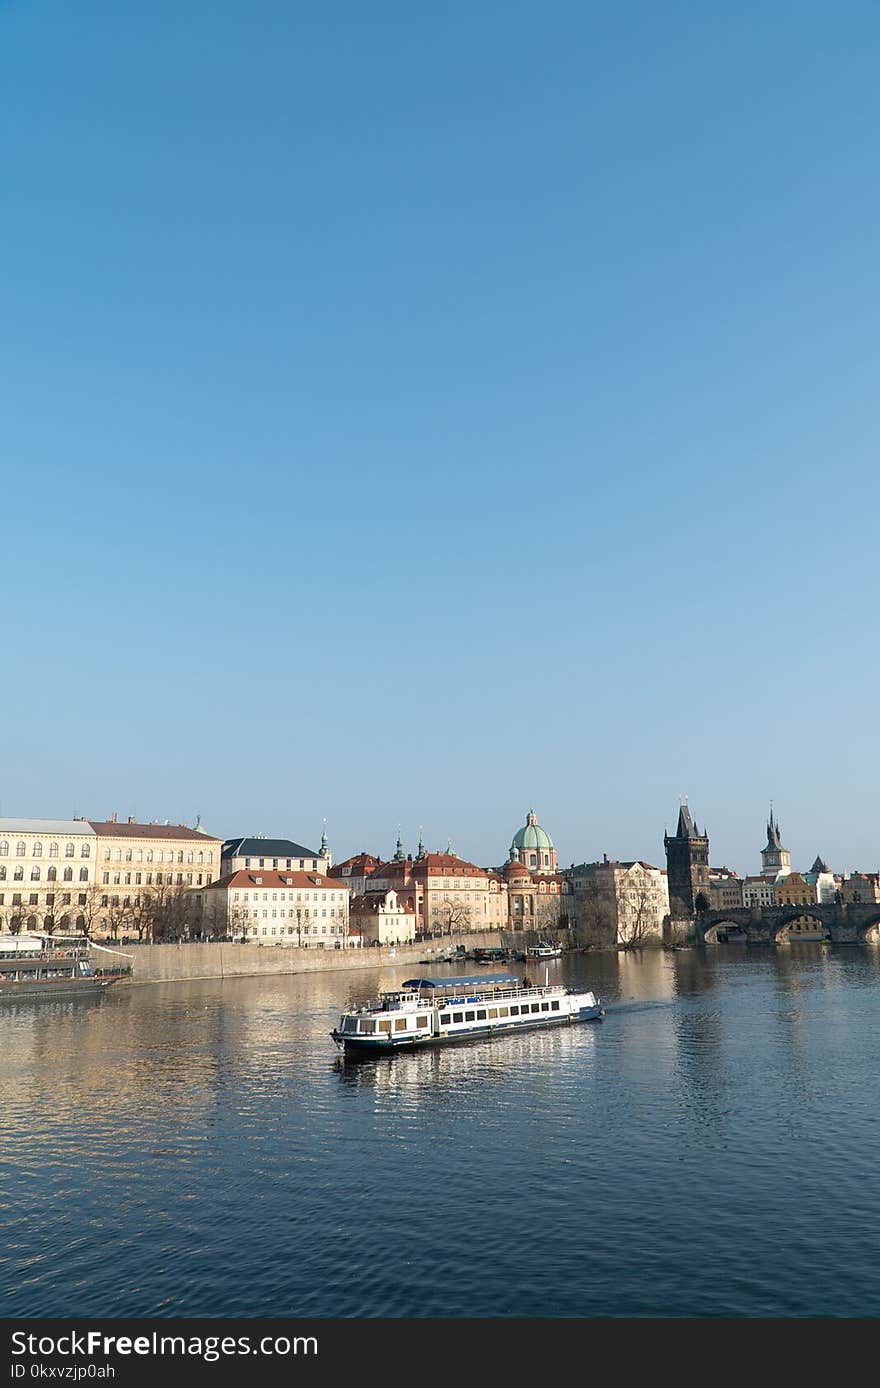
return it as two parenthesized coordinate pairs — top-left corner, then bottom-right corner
(110, 811), (117, 824)
(127, 816), (136, 825)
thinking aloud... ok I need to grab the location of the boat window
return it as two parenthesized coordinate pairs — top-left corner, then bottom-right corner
(343, 1017), (358, 1032)
(394, 1019), (407, 1032)
(551, 1001), (560, 1011)
(359, 1019), (377, 1034)
(464, 1010), (475, 1022)
(440, 1015), (451, 1026)
(541, 1003), (550, 1012)
(531, 1003), (541, 1013)
(499, 1007), (509, 1018)
(378, 1020), (392, 1033)
(510, 1005), (519, 1016)
(416, 1015), (428, 1028)
(452, 1012), (463, 1024)
(488, 1008), (498, 1019)
(476, 1009), (487, 1020)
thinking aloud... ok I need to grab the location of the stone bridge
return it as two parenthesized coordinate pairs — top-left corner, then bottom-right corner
(695, 904), (880, 946)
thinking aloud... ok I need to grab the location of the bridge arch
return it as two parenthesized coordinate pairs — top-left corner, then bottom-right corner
(703, 918), (748, 944)
(774, 910), (830, 943)
(859, 916), (880, 944)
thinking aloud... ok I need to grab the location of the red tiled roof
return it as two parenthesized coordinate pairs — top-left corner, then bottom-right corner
(89, 820), (222, 842)
(205, 869), (343, 891)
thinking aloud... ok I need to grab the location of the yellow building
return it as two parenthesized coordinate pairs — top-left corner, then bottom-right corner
(88, 815), (224, 938)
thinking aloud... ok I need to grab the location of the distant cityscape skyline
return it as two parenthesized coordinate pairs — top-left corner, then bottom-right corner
(0, 799), (875, 883)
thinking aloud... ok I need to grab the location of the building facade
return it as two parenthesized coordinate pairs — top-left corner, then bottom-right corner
(708, 867), (744, 912)
(742, 875), (776, 910)
(89, 816), (223, 938)
(202, 868), (350, 945)
(0, 818), (97, 935)
(350, 888), (416, 945)
(571, 856), (670, 946)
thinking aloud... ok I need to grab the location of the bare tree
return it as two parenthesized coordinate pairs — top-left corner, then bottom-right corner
(618, 885), (655, 950)
(572, 884), (617, 950)
(441, 901), (473, 937)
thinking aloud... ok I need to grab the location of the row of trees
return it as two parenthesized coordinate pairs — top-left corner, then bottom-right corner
(0, 881), (203, 942)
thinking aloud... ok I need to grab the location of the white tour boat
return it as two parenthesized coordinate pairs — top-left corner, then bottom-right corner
(526, 942), (563, 960)
(330, 972), (604, 1053)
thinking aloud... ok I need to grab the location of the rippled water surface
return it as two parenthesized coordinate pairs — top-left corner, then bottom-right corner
(2, 948), (880, 1317)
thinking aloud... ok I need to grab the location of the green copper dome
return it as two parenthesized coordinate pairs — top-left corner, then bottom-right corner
(511, 809), (554, 853)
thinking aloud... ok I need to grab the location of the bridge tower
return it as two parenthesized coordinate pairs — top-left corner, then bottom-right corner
(664, 803), (711, 915)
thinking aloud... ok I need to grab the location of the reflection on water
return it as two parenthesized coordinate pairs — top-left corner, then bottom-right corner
(2, 948), (880, 1317)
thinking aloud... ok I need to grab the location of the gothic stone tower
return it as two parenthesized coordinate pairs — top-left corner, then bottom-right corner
(664, 803), (711, 915)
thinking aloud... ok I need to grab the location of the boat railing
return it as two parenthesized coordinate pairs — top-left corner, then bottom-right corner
(349, 983), (566, 1015)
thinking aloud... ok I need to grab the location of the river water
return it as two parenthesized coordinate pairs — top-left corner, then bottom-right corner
(2, 947), (879, 1318)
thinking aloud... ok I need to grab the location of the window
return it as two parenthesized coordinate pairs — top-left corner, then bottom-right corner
(0, 868), (4, 882)
(65, 843), (75, 857)
(16, 842), (26, 856)
(63, 867), (73, 882)
(394, 1018), (407, 1032)
(510, 1005), (519, 1016)
(541, 1002), (550, 1012)
(80, 868), (89, 882)
(476, 1009), (487, 1020)
(465, 1010), (476, 1022)
(81, 844), (90, 857)
(33, 842), (42, 857)
(416, 1015), (428, 1028)
(0, 841), (7, 856)
(452, 1012), (463, 1024)
(531, 1003), (541, 1013)
(551, 1001), (560, 1011)
(30, 866), (40, 881)
(13, 866), (23, 881)
(440, 1015), (452, 1027)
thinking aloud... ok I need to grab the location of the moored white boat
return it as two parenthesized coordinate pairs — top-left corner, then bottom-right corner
(526, 942), (563, 960)
(330, 972), (604, 1053)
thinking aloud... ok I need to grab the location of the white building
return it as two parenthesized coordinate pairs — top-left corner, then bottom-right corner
(201, 868), (350, 946)
(743, 875), (776, 909)
(0, 818), (97, 934)
(350, 888), (417, 945)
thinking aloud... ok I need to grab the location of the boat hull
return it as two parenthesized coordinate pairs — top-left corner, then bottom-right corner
(0, 976), (117, 1001)
(332, 1004), (604, 1053)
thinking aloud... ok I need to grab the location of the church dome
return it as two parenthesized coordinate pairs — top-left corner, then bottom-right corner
(504, 854), (531, 880)
(511, 810), (554, 853)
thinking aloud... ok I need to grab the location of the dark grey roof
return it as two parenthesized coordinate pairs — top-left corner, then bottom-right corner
(222, 837), (320, 859)
(811, 855), (829, 873)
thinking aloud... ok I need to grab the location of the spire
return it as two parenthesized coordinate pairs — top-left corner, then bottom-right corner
(393, 832), (405, 863)
(416, 827), (425, 861)
(320, 819), (330, 864)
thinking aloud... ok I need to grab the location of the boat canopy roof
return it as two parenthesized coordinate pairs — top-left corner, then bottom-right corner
(400, 974), (519, 991)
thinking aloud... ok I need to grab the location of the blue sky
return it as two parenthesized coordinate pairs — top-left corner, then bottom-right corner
(2, 1), (879, 875)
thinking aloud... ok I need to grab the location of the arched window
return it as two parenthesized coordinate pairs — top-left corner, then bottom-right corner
(13, 866), (23, 881)
(33, 842), (42, 856)
(0, 841), (8, 856)
(79, 867), (89, 882)
(207, 852), (213, 864)
(114, 849), (121, 861)
(125, 849), (132, 862)
(197, 852), (203, 865)
(47, 866), (57, 881)
(187, 851), (193, 864)
(177, 851), (184, 864)
(30, 866), (40, 881)
(146, 850), (153, 862)
(63, 866), (73, 882)
(65, 842), (75, 857)
(75, 915), (85, 930)
(81, 843), (90, 857)
(16, 841), (26, 856)
(49, 842), (58, 857)
(0, 867), (5, 882)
